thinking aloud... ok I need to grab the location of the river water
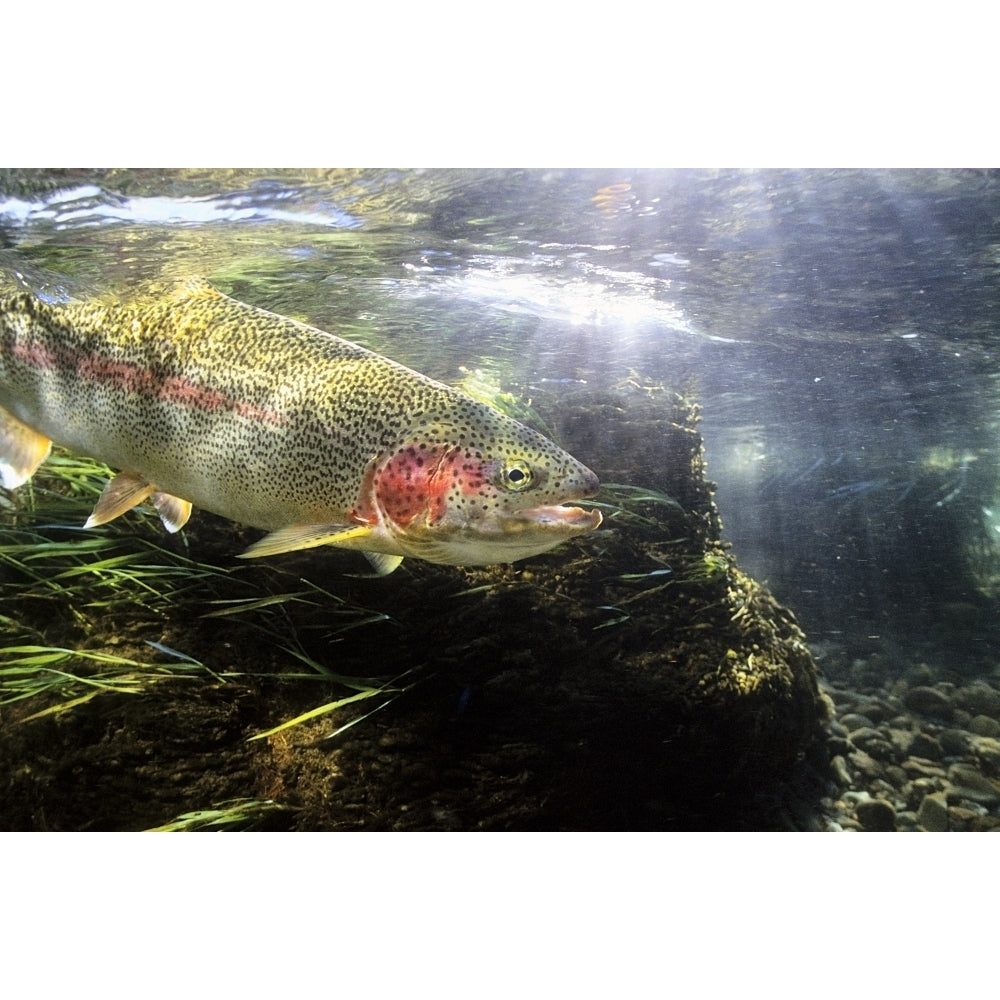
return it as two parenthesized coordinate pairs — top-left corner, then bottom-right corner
(3, 167), (999, 674)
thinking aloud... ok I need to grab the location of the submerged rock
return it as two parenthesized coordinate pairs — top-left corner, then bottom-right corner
(903, 686), (955, 720)
(856, 797), (897, 832)
(916, 792), (950, 832)
(1, 380), (832, 831)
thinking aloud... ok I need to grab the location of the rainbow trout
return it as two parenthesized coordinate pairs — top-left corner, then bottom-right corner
(0, 280), (601, 573)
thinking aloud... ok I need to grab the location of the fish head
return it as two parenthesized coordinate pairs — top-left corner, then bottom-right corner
(356, 411), (602, 566)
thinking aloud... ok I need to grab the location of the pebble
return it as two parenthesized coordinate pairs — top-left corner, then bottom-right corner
(970, 737), (1000, 777)
(946, 764), (1000, 806)
(840, 713), (875, 732)
(856, 700), (890, 723)
(916, 792), (949, 832)
(902, 757), (947, 779)
(856, 797), (897, 831)
(939, 728), (970, 755)
(969, 715), (1000, 739)
(954, 683), (1000, 719)
(830, 755), (852, 786)
(908, 732), (944, 759)
(848, 749), (884, 780)
(814, 656), (1000, 832)
(848, 727), (894, 760)
(903, 686), (954, 719)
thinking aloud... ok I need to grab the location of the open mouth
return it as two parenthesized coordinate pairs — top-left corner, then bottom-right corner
(514, 505), (603, 530)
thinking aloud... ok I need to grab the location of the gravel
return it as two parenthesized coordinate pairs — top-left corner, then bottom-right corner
(814, 649), (1000, 832)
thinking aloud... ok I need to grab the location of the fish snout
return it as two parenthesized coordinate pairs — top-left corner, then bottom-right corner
(577, 465), (601, 498)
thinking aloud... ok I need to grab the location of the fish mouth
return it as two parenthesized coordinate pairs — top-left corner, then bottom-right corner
(412, 501), (603, 544)
(503, 504), (603, 534)
(518, 505), (602, 528)
(398, 503), (603, 566)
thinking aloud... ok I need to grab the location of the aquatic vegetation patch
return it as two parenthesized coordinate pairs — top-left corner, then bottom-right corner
(145, 797), (298, 832)
(0, 448), (397, 734)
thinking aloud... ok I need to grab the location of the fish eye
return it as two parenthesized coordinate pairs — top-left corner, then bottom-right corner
(499, 459), (533, 491)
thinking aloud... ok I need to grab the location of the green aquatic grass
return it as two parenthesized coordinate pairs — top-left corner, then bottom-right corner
(145, 797), (298, 832)
(1, 448), (398, 736)
(2, 454), (680, 742)
(584, 482), (685, 529)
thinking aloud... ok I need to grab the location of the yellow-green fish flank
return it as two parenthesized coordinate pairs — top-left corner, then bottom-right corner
(0, 279), (602, 573)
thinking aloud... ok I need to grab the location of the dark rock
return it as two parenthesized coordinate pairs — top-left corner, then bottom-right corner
(849, 749), (885, 780)
(903, 686), (954, 720)
(939, 728), (970, 756)
(902, 757), (947, 779)
(969, 715), (1000, 739)
(840, 713), (875, 732)
(954, 683), (1000, 720)
(0, 381), (835, 833)
(848, 726), (886, 749)
(856, 797), (897, 832)
(916, 792), (949, 832)
(830, 755), (852, 786)
(946, 763), (1000, 806)
(908, 732), (944, 760)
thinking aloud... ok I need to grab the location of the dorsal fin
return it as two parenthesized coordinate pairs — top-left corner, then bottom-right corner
(171, 277), (224, 302)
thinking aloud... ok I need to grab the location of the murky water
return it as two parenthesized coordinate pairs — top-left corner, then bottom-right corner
(3, 167), (999, 667)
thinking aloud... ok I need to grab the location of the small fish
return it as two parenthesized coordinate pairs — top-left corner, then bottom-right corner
(0, 279), (602, 574)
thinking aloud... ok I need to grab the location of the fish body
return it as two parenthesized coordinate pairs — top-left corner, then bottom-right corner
(0, 280), (601, 572)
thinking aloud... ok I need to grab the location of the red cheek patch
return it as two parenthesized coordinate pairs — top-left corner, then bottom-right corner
(374, 446), (490, 528)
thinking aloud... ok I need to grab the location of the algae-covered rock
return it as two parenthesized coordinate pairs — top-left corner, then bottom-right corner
(1, 380), (831, 830)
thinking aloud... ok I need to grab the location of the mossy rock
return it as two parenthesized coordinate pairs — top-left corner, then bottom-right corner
(1, 381), (831, 830)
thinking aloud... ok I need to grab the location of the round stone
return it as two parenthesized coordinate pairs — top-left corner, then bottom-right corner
(830, 755), (852, 787)
(916, 792), (949, 832)
(946, 763), (1000, 806)
(969, 715), (1000, 739)
(903, 686), (954, 719)
(849, 749), (886, 780)
(908, 732), (944, 759)
(939, 728), (970, 755)
(856, 797), (897, 832)
(840, 713), (875, 732)
(954, 684), (1000, 720)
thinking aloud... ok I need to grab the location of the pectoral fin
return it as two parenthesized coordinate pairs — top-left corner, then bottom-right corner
(238, 523), (380, 559)
(240, 523), (405, 573)
(0, 406), (52, 490)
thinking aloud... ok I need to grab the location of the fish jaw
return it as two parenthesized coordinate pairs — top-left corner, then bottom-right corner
(398, 503), (604, 566)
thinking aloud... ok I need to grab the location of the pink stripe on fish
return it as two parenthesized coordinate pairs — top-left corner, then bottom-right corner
(8, 339), (285, 425)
